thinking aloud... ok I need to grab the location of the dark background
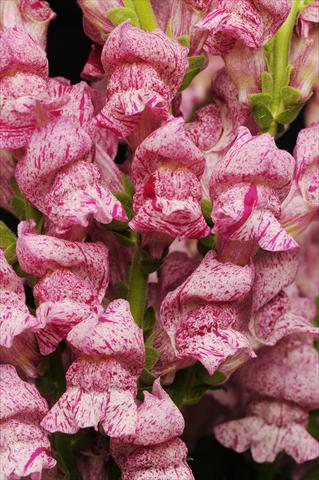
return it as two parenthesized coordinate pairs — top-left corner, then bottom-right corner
(1, 1), (305, 477)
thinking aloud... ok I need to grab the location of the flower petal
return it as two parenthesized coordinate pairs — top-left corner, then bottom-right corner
(67, 299), (145, 371)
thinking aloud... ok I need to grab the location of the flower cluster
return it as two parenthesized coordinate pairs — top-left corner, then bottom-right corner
(0, 0), (318, 479)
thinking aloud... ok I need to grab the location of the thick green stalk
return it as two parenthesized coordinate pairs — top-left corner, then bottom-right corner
(271, 0), (301, 117)
(127, 249), (148, 327)
(132, 0), (158, 31)
(266, 0), (310, 135)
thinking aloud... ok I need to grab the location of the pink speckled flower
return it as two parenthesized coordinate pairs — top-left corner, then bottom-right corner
(41, 299), (144, 436)
(298, 0), (319, 38)
(214, 398), (319, 463)
(113, 438), (194, 480)
(249, 249), (319, 345)
(166, 0), (212, 42)
(0, 26), (50, 149)
(224, 43), (265, 105)
(0, 364), (56, 479)
(186, 103), (223, 152)
(160, 250), (255, 375)
(158, 251), (200, 301)
(117, 379), (185, 445)
(16, 220), (109, 354)
(77, 0), (124, 44)
(192, 0), (291, 55)
(280, 124), (319, 239)
(0, 250), (41, 348)
(129, 118), (209, 240)
(290, 29), (319, 102)
(187, 69), (257, 202)
(111, 379), (194, 479)
(209, 127), (298, 252)
(236, 335), (319, 410)
(95, 23), (188, 138)
(251, 249), (301, 312)
(250, 288), (319, 346)
(210, 69), (255, 150)
(294, 125), (319, 210)
(15, 81), (127, 236)
(0, 0), (55, 47)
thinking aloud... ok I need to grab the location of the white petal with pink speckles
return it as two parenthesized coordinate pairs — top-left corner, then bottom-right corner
(176, 305), (255, 375)
(236, 337), (319, 410)
(95, 23), (188, 138)
(252, 249), (300, 311)
(119, 379), (185, 446)
(215, 398), (319, 464)
(17, 221), (109, 300)
(192, 0), (291, 55)
(67, 299), (145, 371)
(210, 127), (297, 252)
(0, 365), (56, 478)
(0, 252), (41, 348)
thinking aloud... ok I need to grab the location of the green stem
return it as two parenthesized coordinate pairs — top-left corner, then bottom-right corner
(55, 433), (81, 480)
(127, 249), (148, 327)
(132, 0), (158, 31)
(267, 0), (308, 135)
(271, 0), (301, 116)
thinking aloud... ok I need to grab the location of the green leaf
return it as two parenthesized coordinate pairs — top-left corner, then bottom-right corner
(122, 173), (135, 198)
(193, 362), (226, 386)
(138, 344), (160, 388)
(143, 306), (156, 332)
(197, 234), (215, 256)
(139, 368), (156, 386)
(201, 199), (213, 227)
(252, 103), (273, 129)
(104, 219), (129, 232)
(285, 64), (293, 85)
(140, 244), (168, 274)
(276, 105), (303, 125)
(145, 346), (159, 371)
(166, 19), (173, 38)
(10, 177), (43, 227)
(263, 39), (274, 71)
(208, 370), (226, 385)
(114, 191), (134, 220)
(177, 35), (190, 47)
(123, 0), (135, 8)
(248, 93), (272, 107)
(166, 362), (226, 407)
(183, 384), (210, 405)
(141, 258), (163, 274)
(107, 7), (139, 27)
(180, 55), (206, 91)
(281, 85), (301, 106)
(113, 230), (137, 247)
(261, 71), (273, 95)
(0, 221), (17, 264)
